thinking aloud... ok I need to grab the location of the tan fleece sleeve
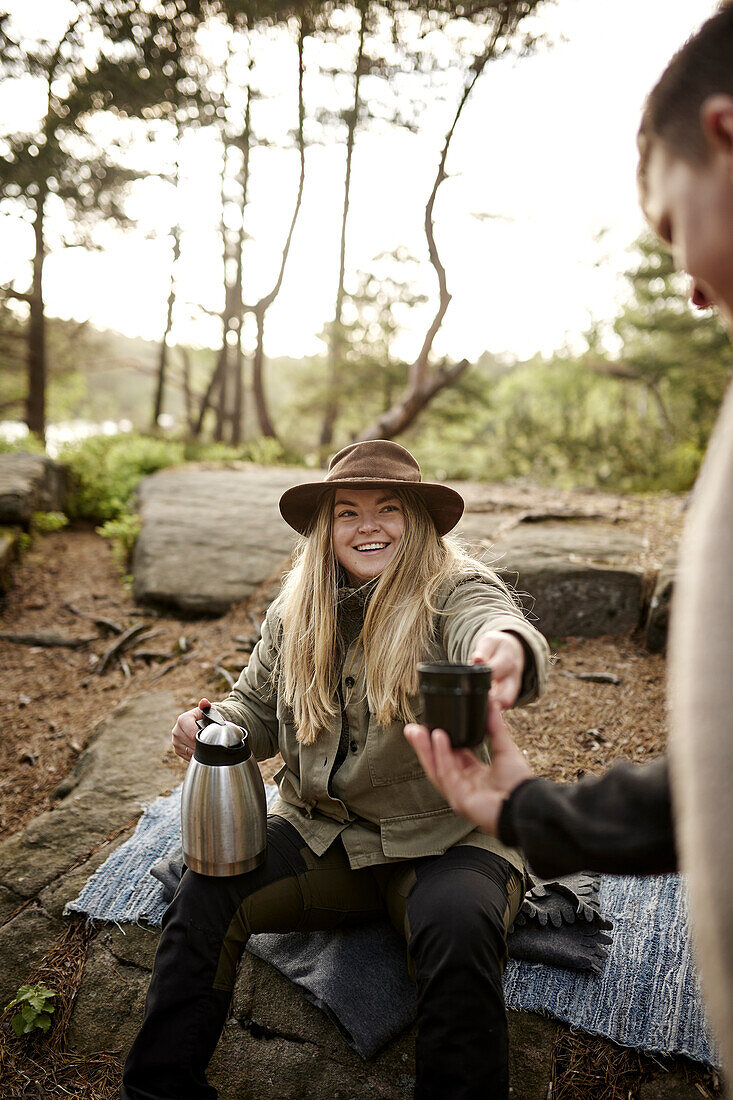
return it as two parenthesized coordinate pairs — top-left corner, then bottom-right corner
(668, 380), (733, 1074)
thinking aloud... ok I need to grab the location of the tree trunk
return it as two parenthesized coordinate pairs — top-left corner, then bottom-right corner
(229, 72), (252, 447)
(350, 16), (508, 445)
(248, 19), (307, 443)
(152, 218), (181, 431)
(319, 3), (367, 452)
(195, 343), (227, 437)
(27, 188), (47, 444)
(353, 359), (468, 441)
(152, 128), (182, 432)
(179, 345), (194, 433)
(251, 306), (276, 438)
(197, 106), (239, 439)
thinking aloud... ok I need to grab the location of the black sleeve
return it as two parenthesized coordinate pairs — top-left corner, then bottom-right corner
(498, 755), (676, 879)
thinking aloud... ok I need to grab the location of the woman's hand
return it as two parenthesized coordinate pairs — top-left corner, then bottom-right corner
(171, 698), (211, 762)
(404, 700), (533, 836)
(471, 630), (524, 709)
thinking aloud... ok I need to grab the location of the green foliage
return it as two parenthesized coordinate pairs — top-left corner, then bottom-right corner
(31, 511), (69, 533)
(0, 433), (46, 456)
(62, 434), (184, 524)
(4, 984), (56, 1038)
(179, 436), (294, 466)
(97, 513), (143, 569)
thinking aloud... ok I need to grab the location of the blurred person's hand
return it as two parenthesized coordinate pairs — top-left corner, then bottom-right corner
(404, 700), (533, 836)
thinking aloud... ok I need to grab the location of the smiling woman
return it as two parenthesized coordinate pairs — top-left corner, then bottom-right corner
(122, 439), (550, 1100)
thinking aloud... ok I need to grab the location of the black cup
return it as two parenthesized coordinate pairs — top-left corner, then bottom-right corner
(417, 662), (492, 748)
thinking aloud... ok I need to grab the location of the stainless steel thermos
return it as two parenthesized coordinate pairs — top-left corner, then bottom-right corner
(180, 702), (267, 876)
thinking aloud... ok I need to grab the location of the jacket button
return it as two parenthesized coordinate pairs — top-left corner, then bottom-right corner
(344, 676), (355, 688)
(350, 740), (358, 753)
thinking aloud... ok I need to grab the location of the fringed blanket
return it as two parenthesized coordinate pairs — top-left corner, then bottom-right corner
(67, 786), (716, 1064)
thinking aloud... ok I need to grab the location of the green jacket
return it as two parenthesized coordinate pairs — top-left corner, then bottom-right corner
(215, 575), (549, 871)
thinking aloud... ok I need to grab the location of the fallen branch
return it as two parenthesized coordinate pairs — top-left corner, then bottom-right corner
(63, 603), (124, 635)
(558, 670), (622, 686)
(0, 630), (96, 649)
(96, 623), (149, 675)
(213, 663), (236, 689)
(149, 650), (197, 683)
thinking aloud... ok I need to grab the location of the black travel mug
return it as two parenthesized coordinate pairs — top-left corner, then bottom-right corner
(417, 662), (492, 748)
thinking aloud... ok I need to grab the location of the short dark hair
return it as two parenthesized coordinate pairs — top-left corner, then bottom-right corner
(638, 1), (733, 181)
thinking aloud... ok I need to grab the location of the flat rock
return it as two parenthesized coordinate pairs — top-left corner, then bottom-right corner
(66, 934), (153, 1056)
(0, 451), (67, 525)
(0, 904), (62, 1006)
(484, 521), (647, 638)
(132, 465), (302, 615)
(0, 692), (180, 901)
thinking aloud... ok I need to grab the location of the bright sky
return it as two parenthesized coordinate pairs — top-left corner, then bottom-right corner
(0, 0), (721, 363)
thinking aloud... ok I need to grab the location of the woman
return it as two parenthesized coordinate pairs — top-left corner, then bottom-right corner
(121, 440), (549, 1100)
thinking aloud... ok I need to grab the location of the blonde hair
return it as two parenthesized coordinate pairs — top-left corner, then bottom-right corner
(276, 486), (517, 744)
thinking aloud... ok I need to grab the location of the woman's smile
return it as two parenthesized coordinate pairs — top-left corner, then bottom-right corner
(354, 541), (389, 552)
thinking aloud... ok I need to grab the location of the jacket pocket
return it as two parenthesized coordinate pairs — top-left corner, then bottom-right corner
(367, 715), (427, 787)
(380, 806), (472, 859)
(366, 695), (429, 787)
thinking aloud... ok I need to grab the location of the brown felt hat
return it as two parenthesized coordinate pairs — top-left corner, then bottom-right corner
(279, 440), (464, 536)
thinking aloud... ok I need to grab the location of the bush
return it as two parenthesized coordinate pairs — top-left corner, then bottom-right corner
(0, 433), (46, 455)
(31, 511), (69, 533)
(97, 512), (142, 569)
(61, 434), (184, 524)
(56, 431), (300, 567)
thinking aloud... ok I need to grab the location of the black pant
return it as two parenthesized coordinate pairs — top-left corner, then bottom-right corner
(121, 816), (524, 1100)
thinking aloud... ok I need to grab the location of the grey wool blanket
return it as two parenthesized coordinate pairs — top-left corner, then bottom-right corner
(66, 785), (714, 1063)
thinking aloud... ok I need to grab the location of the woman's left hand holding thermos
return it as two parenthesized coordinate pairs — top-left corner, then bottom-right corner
(171, 697), (212, 761)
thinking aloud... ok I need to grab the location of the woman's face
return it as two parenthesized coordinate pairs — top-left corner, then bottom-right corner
(332, 489), (406, 585)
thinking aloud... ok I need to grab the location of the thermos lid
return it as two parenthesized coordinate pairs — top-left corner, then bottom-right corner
(194, 705), (252, 766)
(198, 721), (246, 748)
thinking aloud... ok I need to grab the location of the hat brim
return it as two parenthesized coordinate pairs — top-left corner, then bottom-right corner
(279, 478), (464, 537)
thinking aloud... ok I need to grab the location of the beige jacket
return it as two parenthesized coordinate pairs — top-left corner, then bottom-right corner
(216, 576), (549, 872)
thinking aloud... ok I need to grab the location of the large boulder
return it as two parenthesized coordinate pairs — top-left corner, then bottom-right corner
(488, 521), (647, 638)
(132, 465), (302, 615)
(0, 451), (67, 525)
(0, 691), (180, 1005)
(68, 921), (559, 1099)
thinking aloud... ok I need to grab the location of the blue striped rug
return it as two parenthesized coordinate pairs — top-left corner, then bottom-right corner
(67, 785), (718, 1065)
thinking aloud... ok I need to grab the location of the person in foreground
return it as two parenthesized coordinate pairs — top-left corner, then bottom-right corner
(408, 1), (733, 1076)
(121, 439), (549, 1100)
